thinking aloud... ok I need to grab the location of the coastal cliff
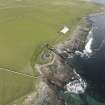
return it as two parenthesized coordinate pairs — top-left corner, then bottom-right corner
(28, 17), (92, 105)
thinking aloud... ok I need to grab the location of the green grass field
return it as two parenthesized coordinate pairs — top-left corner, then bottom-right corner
(0, 0), (98, 104)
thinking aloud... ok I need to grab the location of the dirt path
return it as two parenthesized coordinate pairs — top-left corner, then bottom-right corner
(0, 68), (39, 79)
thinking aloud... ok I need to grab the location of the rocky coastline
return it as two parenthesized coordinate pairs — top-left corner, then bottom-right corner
(28, 17), (93, 105)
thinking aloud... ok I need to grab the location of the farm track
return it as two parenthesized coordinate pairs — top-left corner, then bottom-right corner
(0, 68), (39, 79)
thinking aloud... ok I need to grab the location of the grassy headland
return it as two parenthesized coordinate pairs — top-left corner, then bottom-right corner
(0, 0), (98, 105)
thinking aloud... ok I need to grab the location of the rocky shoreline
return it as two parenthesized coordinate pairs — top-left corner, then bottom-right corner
(27, 17), (93, 105)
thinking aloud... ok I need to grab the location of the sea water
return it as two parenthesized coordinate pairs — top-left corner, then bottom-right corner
(64, 15), (105, 105)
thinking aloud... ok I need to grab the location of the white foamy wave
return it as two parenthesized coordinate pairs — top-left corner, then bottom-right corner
(87, 28), (93, 40)
(75, 51), (85, 57)
(84, 28), (93, 54)
(65, 71), (87, 94)
(84, 37), (93, 54)
(74, 29), (93, 58)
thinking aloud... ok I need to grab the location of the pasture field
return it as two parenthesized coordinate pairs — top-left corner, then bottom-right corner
(0, 0), (98, 105)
